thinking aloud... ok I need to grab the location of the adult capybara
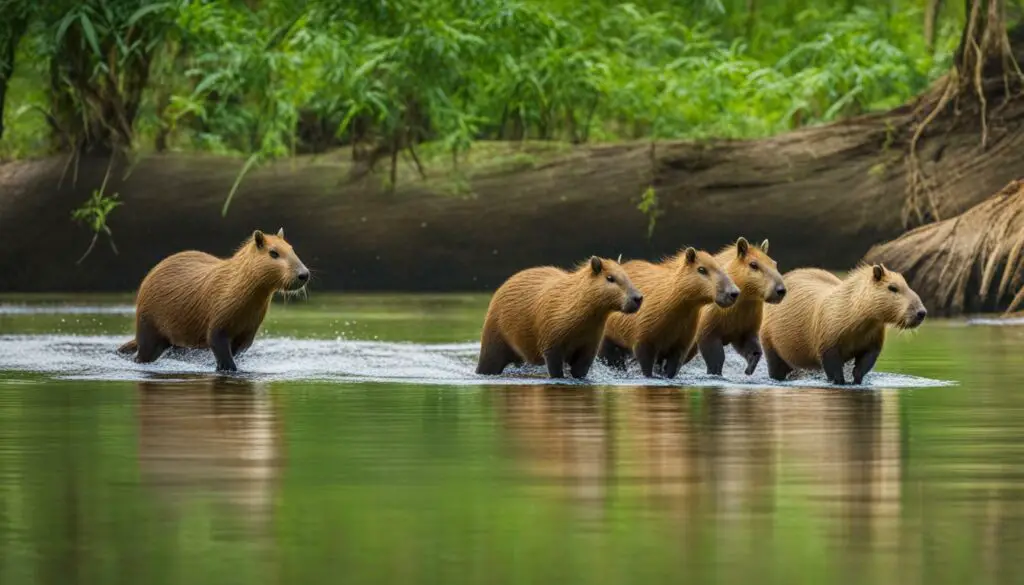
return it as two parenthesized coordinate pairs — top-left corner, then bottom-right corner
(599, 247), (740, 378)
(759, 264), (927, 385)
(683, 237), (786, 376)
(117, 228), (310, 372)
(476, 256), (643, 379)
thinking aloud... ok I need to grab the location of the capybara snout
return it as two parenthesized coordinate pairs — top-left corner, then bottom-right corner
(623, 291), (644, 314)
(715, 279), (741, 308)
(772, 285), (787, 302)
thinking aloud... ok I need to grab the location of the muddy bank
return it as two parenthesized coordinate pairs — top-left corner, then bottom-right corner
(4, 102), (1024, 294)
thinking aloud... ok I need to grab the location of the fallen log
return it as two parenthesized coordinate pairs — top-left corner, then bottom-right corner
(863, 179), (1024, 316)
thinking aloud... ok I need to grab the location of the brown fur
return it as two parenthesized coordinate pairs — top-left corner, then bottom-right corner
(476, 256), (643, 379)
(684, 237), (786, 376)
(599, 247), (740, 378)
(117, 228), (310, 372)
(760, 264), (927, 385)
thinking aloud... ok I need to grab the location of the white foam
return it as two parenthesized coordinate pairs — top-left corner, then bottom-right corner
(0, 304), (136, 315)
(967, 316), (1024, 326)
(0, 334), (954, 389)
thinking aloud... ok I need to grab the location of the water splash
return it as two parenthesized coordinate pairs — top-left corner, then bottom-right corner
(967, 316), (1024, 326)
(0, 334), (953, 389)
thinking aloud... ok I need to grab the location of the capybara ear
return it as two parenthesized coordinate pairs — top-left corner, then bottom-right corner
(736, 237), (749, 258)
(685, 247), (697, 264)
(760, 239), (769, 253)
(872, 264), (885, 281)
(253, 230), (266, 249)
(277, 227), (284, 238)
(590, 256), (603, 275)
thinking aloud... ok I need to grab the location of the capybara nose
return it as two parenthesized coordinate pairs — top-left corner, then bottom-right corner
(916, 309), (927, 321)
(298, 270), (310, 282)
(632, 294), (644, 309)
(776, 286), (787, 299)
(729, 290), (740, 301)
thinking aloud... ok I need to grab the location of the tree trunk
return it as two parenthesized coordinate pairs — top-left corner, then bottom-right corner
(924, 0), (945, 51)
(863, 179), (1024, 316)
(0, 15), (28, 142)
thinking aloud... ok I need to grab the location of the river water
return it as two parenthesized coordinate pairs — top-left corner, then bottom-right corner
(0, 294), (1021, 585)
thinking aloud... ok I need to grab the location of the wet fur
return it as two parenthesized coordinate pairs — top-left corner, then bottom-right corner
(599, 248), (739, 378)
(476, 257), (642, 379)
(117, 229), (309, 372)
(760, 264), (926, 385)
(684, 238), (786, 376)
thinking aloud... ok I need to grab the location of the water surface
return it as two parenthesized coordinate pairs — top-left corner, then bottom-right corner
(0, 294), (1022, 585)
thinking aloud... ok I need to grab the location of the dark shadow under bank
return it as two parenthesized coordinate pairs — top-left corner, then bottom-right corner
(5, 82), (1024, 296)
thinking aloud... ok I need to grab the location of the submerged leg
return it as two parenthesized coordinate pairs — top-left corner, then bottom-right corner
(764, 348), (792, 382)
(852, 347), (881, 385)
(543, 347), (565, 379)
(635, 342), (657, 378)
(209, 329), (238, 372)
(821, 347), (846, 385)
(476, 328), (516, 375)
(734, 334), (764, 376)
(568, 343), (599, 379)
(661, 348), (684, 379)
(134, 319), (170, 364)
(699, 336), (726, 376)
(598, 338), (630, 370)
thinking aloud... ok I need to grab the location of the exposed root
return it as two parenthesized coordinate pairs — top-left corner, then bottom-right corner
(865, 179), (1024, 316)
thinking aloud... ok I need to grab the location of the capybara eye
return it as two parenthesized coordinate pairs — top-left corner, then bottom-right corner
(749, 262), (759, 271)
(888, 284), (899, 293)
(697, 266), (708, 276)
(606, 275), (615, 283)
(269, 250), (280, 259)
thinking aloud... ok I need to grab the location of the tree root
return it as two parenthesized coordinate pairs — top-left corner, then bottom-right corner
(864, 178), (1024, 316)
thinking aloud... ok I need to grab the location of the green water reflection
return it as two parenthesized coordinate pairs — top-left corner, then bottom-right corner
(0, 294), (1023, 585)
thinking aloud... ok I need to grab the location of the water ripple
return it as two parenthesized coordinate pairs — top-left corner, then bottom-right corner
(0, 334), (953, 389)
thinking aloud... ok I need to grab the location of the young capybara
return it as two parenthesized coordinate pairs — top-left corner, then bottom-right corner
(683, 237), (786, 376)
(599, 247), (740, 379)
(759, 264), (927, 385)
(475, 256), (644, 379)
(117, 228), (310, 372)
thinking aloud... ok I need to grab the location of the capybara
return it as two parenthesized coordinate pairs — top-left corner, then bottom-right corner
(599, 247), (740, 378)
(759, 264), (927, 385)
(117, 228), (310, 372)
(683, 237), (786, 376)
(475, 256), (644, 379)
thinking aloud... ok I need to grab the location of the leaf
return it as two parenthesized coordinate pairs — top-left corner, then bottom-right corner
(128, 2), (172, 27)
(79, 14), (102, 58)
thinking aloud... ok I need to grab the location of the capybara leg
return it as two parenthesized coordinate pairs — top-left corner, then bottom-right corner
(852, 347), (881, 385)
(764, 348), (792, 382)
(634, 343), (657, 378)
(568, 345), (598, 379)
(210, 329), (238, 372)
(476, 329), (515, 375)
(543, 348), (565, 378)
(821, 348), (846, 385)
(699, 336), (726, 377)
(661, 348), (684, 379)
(598, 338), (629, 370)
(134, 320), (169, 363)
(734, 335), (763, 376)
(232, 331), (257, 356)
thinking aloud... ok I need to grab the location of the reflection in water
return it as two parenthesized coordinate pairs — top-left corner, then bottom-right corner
(495, 385), (904, 563)
(135, 376), (283, 541)
(494, 385), (611, 522)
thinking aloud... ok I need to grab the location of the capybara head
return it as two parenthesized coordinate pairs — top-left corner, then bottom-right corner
(583, 256), (644, 314)
(249, 228), (310, 291)
(676, 247), (740, 308)
(861, 264), (927, 329)
(728, 237), (787, 304)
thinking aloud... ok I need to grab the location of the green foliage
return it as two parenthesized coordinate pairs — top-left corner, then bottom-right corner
(1, 0), (965, 194)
